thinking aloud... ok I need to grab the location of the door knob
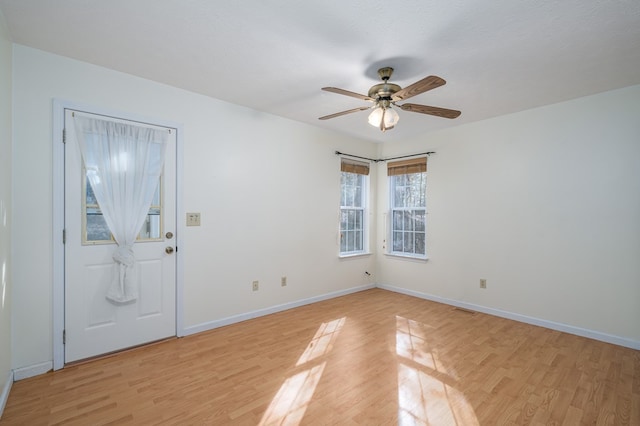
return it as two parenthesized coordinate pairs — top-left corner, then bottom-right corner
(165, 246), (174, 255)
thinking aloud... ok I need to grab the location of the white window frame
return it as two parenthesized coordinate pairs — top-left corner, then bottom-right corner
(388, 163), (427, 260)
(339, 161), (370, 257)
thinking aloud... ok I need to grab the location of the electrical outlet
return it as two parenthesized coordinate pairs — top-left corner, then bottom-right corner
(480, 279), (487, 289)
(252, 280), (259, 291)
(281, 276), (287, 287)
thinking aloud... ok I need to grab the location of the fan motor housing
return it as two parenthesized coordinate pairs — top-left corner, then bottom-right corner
(368, 83), (401, 99)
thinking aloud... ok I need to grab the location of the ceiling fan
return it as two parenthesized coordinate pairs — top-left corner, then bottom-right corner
(319, 67), (461, 132)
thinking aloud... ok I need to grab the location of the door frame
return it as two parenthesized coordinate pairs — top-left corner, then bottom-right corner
(52, 98), (185, 370)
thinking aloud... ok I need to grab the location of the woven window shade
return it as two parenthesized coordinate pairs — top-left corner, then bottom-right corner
(341, 159), (370, 175)
(387, 157), (427, 176)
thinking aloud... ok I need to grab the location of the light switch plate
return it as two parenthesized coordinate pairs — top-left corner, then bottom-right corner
(186, 212), (201, 226)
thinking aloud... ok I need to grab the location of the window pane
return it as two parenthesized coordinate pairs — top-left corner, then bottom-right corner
(394, 184), (405, 208)
(346, 186), (354, 207)
(393, 210), (403, 231)
(86, 179), (98, 205)
(392, 172), (426, 209)
(150, 183), (160, 206)
(355, 231), (363, 251)
(415, 232), (425, 255)
(347, 210), (356, 230)
(354, 182), (363, 208)
(403, 232), (414, 253)
(403, 211), (414, 231)
(412, 182), (420, 206)
(347, 172), (356, 186)
(340, 211), (348, 231)
(139, 209), (161, 239)
(414, 211), (426, 232)
(355, 210), (362, 230)
(340, 232), (347, 252)
(346, 231), (355, 252)
(86, 210), (111, 241)
(393, 232), (403, 251)
(86, 175), (111, 242)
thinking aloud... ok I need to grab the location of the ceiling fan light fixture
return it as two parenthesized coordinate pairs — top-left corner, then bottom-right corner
(384, 107), (400, 127)
(368, 106), (399, 131)
(319, 67), (460, 129)
(367, 107), (383, 126)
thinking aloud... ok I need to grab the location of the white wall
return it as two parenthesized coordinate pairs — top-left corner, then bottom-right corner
(10, 43), (639, 374)
(376, 85), (640, 344)
(0, 7), (13, 414)
(11, 45), (377, 369)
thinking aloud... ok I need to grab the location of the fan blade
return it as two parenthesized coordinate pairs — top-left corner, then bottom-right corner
(392, 76), (446, 101)
(399, 103), (461, 119)
(319, 106), (371, 120)
(322, 87), (374, 101)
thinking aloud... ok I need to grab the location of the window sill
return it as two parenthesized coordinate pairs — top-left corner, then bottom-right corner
(339, 252), (372, 259)
(384, 253), (429, 262)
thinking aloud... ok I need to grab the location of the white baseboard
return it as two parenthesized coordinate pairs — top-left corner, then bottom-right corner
(0, 369), (13, 419)
(377, 284), (640, 350)
(183, 284), (375, 336)
(12, 361), (52, 381)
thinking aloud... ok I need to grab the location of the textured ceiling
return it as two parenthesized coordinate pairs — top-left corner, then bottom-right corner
(1, 0), (640, 143)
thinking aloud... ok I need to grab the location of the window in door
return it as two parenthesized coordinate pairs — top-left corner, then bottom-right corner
(82, 173), (163, 244)
(388, 157), (427, 258)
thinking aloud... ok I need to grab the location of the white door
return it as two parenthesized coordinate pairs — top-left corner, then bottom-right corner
(64, 108), (177, 363)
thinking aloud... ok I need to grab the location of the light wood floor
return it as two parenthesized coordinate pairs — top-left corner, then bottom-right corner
(2, 289), (639, 425)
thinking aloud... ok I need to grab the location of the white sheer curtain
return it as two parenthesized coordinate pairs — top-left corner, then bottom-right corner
(74, 115), (169, 304)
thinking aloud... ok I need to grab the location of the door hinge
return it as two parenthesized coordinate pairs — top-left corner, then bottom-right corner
(63, 330), (66, 345)
(62, 229), (66, 244)
(62, 128), (66, 144)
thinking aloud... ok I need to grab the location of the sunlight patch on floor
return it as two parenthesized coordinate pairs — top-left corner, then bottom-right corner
(259, 362), (326, 426)
(395, 316), (458, 379)
(396, 316), (478, 425)
(260, 317), (346, 425)
(296, 317), (346, 366)
(397, 363), (479, 426)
